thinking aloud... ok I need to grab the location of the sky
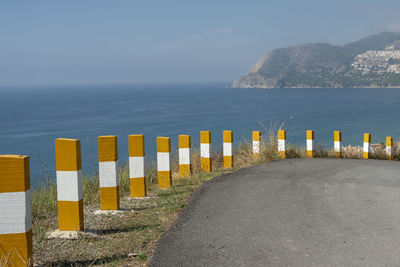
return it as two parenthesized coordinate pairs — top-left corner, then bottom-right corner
(2, 0), (400, 87)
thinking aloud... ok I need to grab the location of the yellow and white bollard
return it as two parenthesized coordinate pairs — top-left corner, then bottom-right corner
(98, 136), (119, 210)
(363, 133), (371, 159)
(252, 131), (261, 156)
(55, 138), (84, 231)
(157, 137), (171, 188)
(179, 135), (191, 177)
(128, 135), (146, 197)
(278, 130), (286, 159)
(200, 131), (211, 172)
(0, 155), (32, 266)
(306, 130), (314, 158)
(334, 131), (341, 158)
(386, 136), (393, 160)
(223, 130), (233, 168)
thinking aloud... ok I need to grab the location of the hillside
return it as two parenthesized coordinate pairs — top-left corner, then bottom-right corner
(233, 32), (400, 88)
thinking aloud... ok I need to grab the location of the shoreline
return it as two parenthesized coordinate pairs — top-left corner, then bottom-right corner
(232, 85), (400, 89)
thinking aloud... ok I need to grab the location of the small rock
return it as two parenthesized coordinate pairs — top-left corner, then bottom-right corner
(46, 230), (79, 240)
(128, 252), (138, 258)
(94, 209), (125, 215)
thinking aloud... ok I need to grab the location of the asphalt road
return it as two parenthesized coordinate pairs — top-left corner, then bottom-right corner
(149, 159), (400, 267)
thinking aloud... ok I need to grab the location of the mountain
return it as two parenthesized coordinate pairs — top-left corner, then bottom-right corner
(232, 32), (400, 88)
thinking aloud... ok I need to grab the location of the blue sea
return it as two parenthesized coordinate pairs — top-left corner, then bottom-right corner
(1, 83), (400, 187)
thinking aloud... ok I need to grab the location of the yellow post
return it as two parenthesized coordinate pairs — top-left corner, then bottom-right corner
(252, 131), (261, 157)
(0, 155), (32, 267)
(98, 135), (119, 210)
(306, 130), (314, 158)
(386, 136), (393, 160)
(179, 135), (191, 177)
(334, 131), (341, 158)
(157, 137), (171, 188)
(223, 130), (233, 168)
(200, 131), (211, 172)
(363, 133), (371, 159)
(55, 138), (84, 231)
(128, 135), (146, 197)
(278, 130), (286, 159)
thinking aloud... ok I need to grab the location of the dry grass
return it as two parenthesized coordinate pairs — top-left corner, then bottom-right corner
(327, 143), (399, 160)
(32, 169), (227, 266)
(30, 129), (399, 266)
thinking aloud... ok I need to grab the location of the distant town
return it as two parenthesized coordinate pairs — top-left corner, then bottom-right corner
(351, 47), (400, 75)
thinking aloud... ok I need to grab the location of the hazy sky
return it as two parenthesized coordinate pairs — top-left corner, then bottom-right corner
(2, 0), (400, 87)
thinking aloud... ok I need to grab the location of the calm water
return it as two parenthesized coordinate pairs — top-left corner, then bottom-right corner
(1, 83), (400, 187)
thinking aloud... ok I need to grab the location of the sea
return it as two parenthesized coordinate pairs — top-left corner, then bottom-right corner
(2, 82), (400, 187)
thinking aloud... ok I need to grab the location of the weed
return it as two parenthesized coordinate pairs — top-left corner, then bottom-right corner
(137, 253), (147, 262)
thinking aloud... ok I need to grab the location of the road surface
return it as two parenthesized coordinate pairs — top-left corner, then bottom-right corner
(149, 159), (400, 266)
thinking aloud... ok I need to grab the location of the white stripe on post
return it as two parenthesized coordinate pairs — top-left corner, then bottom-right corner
(253, 141), (260, 153)
(99, 161), (118, 188)
(0, 191), (32, 234)
(179, 148), (191, 165)
(334, 141), (340, 151)
(278, 140), (285, 152)
(129, 157), (144, 179)
(223, 143), (233, 157)
(306, 140), (313, 151)
(200, 143), (210, 158)
(157, 152), (171, 172)
(386, 146), (392, 156)
(363, 142), (370, 153)
(56, 170), (83, 202)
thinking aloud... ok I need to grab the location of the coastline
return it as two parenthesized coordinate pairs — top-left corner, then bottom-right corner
(232, 85), (400, 89)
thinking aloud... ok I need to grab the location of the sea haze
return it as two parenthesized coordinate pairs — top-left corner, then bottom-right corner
(1, 83), (400, 187)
